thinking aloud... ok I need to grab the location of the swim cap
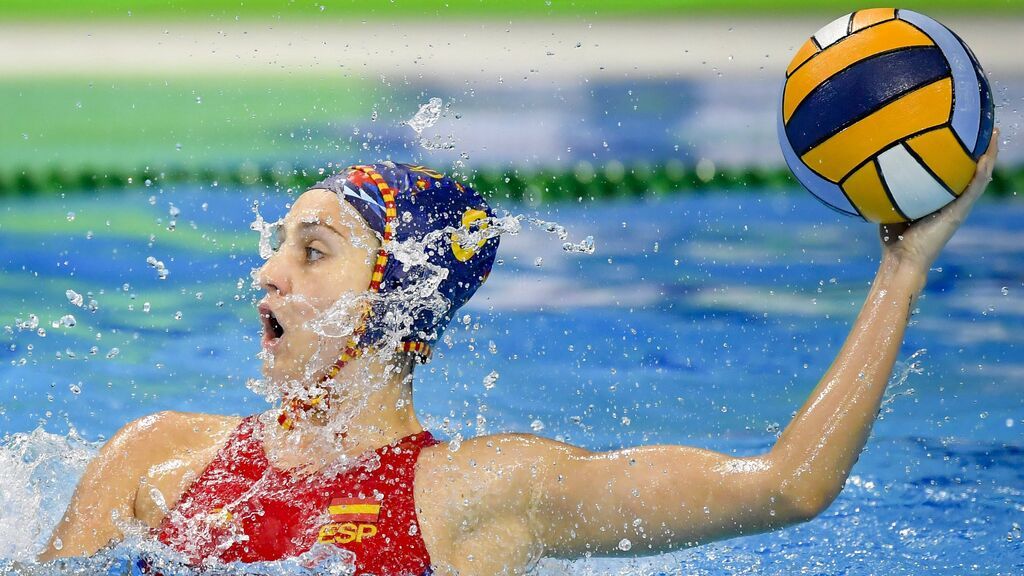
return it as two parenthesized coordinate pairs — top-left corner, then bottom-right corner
(310, 162), (499, 359)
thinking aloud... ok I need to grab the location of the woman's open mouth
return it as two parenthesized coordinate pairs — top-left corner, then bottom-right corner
(259, 303), (286, 351)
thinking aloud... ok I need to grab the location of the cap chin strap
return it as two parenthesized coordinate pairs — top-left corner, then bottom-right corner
(276, 338), (433, 431)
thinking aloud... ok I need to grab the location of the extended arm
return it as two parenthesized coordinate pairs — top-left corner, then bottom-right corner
(768, 131), (998, 512)
(529, 133), (999, 558)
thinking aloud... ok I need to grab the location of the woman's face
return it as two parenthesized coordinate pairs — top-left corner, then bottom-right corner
(256, 189), (380, 385)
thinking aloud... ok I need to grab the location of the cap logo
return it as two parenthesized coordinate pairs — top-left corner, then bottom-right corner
(451, 208), (489, 262)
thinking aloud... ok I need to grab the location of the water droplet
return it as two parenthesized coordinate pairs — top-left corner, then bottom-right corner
(66, 289), (84, 307)
(69, 383), (81, 395)
(66, 212), (76, 221)
(448, 433), (462, 452)
(16, 314), (39, 331)
(405, 97), (443, 134)
(530, 419), (545, 432)
(617, 538), (632, 551)
(483, 370), (499, 390)
(534, 257), (544, 267)
(562, 235), (595, 254)
(146, 256), (169, 279)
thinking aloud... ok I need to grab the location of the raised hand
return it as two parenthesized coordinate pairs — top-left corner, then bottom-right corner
(879, 129), (1000, 273)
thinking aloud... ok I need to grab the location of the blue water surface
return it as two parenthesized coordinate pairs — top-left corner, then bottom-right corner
(0, 184), (1021, 575)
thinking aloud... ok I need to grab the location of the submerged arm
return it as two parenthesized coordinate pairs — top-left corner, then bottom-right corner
(37, 415), (157, 562)
(37, 410), (226, 562)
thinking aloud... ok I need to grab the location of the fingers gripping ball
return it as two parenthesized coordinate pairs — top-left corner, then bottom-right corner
(779, 8), (994, 223)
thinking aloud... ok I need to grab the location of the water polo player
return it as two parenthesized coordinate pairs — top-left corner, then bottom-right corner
(41, 146), (997, 574)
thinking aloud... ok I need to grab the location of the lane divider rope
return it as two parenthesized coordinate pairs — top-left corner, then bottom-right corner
(1, 161), (1020, 199)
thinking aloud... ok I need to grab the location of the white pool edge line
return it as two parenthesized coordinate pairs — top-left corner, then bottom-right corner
(1, 18), (1020, 80)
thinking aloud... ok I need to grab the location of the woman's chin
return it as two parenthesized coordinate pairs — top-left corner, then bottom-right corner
(260, 356), (299, 387)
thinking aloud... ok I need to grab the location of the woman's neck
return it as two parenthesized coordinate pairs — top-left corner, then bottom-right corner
(265, 353), (422, 469)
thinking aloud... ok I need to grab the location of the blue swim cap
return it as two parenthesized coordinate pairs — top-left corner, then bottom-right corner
(310, 162), (498, 359)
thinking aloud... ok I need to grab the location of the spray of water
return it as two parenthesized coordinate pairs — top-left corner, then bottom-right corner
(879, 348), (926, 418)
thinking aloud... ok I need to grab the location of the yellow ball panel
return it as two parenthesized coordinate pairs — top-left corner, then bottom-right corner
(800, 77), (952, 183)
(783, 19), (934, 122)
(905, 127), (977, 195)
(842, 161), (905, 223)
(786, 38), (820, 77)
(850, 8), (897, 33)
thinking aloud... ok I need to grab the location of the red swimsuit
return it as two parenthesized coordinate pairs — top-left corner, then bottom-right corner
(156, 416), (438, 575)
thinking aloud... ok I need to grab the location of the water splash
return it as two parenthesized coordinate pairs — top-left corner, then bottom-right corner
(249, 201), (279, 261)
(562, 235), (595, 254)
(529, 217), (569, 241)
(880, 348), (926, 417)
(0, 428), (96, 563)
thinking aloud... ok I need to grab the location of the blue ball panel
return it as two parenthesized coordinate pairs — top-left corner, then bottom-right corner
(777, 98), (861, 217)
(899, 9), (982, 152)
(785, 46), (950, 156)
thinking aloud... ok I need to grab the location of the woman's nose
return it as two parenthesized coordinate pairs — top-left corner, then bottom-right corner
(258, 253), (291, 296)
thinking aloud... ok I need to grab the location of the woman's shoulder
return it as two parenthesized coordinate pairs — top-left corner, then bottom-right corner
(96, 411), (244, 483)
(108, 411), (243, 454)
(415, 433), (588, 548)
(417, 432), (590, 490)
(115, 412), (245, 526)
(420, 432), (589, 465)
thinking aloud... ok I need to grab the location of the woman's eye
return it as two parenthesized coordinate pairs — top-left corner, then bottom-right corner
(306, 246), (325, 262)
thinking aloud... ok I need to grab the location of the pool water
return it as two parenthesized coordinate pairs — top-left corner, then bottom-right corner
(1, 185), (1022, 575)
